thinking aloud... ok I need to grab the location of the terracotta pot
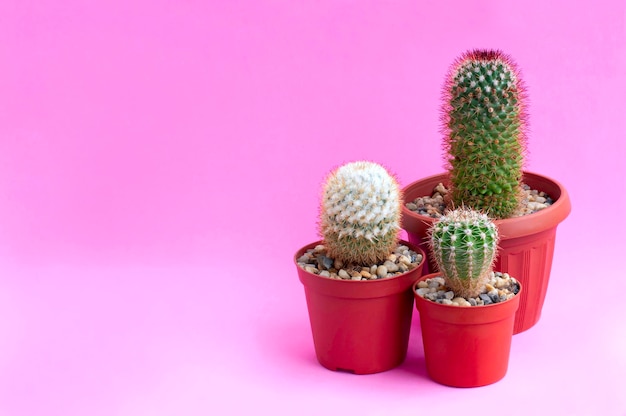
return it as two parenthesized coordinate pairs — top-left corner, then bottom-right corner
(413, 273), (522, 387)
(402, 171), (570, 334)
(295, 240), (426, 374)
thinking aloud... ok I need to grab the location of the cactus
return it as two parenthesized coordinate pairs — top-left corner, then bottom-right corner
(319, 161), (402, 265)
(430, 208), (499, 298)
(442, 49), (528, 219)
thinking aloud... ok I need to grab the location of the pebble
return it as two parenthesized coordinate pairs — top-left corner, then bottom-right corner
(361, 270), (372, 279)
(383, 260), (399, 273)
(338, 269), (350, 279)
(417, 281), (429, 289)
(305, 266), (318, 274)
(434, 183), (448, 194)
(479, 294), (493, 305)
(416, 288), (430, 296)
(452, 297), (471, 307)
(428, 280), (441, 289)
(317, 255), (334, 270)
(349, 270), (362, 279)
(376, 265), (388, 278)
(319, 270), (330, 278)
(433, 276), (446, 285)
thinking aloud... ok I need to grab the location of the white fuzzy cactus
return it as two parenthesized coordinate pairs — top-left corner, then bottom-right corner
(319, 161), (402, 265)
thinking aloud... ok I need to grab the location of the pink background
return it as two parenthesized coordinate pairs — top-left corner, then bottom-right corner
(1, 0), (625, 414)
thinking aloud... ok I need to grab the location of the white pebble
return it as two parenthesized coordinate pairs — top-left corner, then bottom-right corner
(433, 277), (446, 285)
(416, 288), (430, 296)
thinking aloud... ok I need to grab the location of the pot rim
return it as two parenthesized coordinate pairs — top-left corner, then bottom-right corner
(294, 239), (425, 283)
(413, 272), (523, 314)
(401, 170), (571, 239)
(294, 239), (427, 299)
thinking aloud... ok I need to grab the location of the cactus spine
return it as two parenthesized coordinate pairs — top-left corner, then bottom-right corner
(430, 208), (499, 298)
(319, 161), (402, 265)
(442, 49), (528, 219)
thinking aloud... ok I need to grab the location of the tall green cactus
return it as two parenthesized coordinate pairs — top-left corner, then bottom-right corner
(319, 161), (402, 265)
(442, 49), (528, 219)
(430, 208), (499, 298)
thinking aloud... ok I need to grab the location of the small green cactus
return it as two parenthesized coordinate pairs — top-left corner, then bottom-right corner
(442, 49), (528, 219)
(430, 208), (499, 298)
(319, 161), (402, 265)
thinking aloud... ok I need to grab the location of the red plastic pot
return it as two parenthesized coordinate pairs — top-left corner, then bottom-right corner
(413, 273), (522, 387)
(402, 171), (570, 334)
(295, 240), (426, 374)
